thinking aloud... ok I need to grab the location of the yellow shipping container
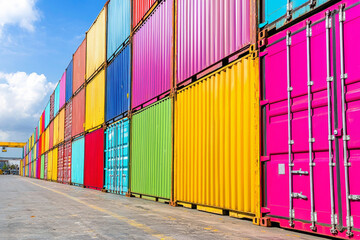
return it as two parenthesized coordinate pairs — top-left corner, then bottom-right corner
(47, 150), (53, 180)
(52, 147), (58, 182)
(45, 128), (49, 152)
(53, 115), (59, 146)
(58, 109), (65, 143)
(175, 55), (260, 223)
(85, 69), (105, 131)
(86, 7), (106, 80)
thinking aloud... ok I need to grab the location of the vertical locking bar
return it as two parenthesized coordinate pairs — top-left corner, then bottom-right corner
(306, 21), (317, 231)
(286, 31), (295, 227)
(338, 6), (353, 237)
(325, 11), (338, 234)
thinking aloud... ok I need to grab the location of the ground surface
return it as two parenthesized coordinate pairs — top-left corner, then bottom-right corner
(0, 175), (329, 240)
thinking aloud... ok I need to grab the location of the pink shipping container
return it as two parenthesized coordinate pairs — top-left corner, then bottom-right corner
(132, 0), (157, 29)
(60, 71), (66, 110)
(132, 0), (173, 109)
(57, 144), (64, 183)
(65, 100), (72, 141)
(177, 0), (257, 85)
(63, 141), (71, 184)
(261, 0), (360, 238)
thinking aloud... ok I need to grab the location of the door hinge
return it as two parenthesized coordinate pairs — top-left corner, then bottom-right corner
(339, 7), (346, 22)
(347, 216), (354, 227)
(331, 214), (338, 225)
(287, 2), (293, 20)
(286, 33), (292, 46)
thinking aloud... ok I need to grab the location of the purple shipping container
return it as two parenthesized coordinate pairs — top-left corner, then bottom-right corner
(132, 0), (173, 109)
(60, 71), (66, 110)
(261, 0), (360, 238)
(177, 0), (256, 85)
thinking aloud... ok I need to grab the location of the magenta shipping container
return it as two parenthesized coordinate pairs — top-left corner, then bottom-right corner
(261, 0), (360, 238)
(177, 0), (256, 85)
(132, 0), (173, 109)
(59, 71), (66, 110)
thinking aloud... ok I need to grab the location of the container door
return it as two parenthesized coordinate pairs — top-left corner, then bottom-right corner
(122, 121), (129, 194)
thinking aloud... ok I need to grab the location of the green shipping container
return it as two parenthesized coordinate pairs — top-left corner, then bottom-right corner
(131, 98), (171, 199)
(40, 154), (45, 179)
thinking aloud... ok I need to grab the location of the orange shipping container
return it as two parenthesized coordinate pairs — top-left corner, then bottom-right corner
(72, 88), (85, 137)
(73, 39), (86, 93)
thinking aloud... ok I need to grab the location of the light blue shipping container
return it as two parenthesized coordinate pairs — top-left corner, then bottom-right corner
(45, 101), (50, 128)
(104, 118), (129, 195)
(260, 0), (333, 30)
(105, 44), (130, 122)
(107, 0), (131, 61)
(66, 59), (73, 103)
(54, 82), (60, 116)
(71, 136), (85, 185)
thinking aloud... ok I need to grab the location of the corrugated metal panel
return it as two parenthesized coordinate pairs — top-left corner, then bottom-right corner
(177, 0), (252, 84)
(107, 0), (130, 60)
(40, 154), (45, 179)
(47, 150), (53, 180)
(71, 136), (85, 185)
(58, 108), (65, 143)
(36, 157), (40, 179)
(64, 141), (72, 184)
(60, 71), (66, 109)
(44, 128), (49, 152)
(175, 56), (260, 219)
(66, 60), (73, 102)
(132, 0), (157, 28)
(53, 115), (59, 146)
(52, 147), (58, 182)
(72, 88), (85, 136)
(65, 100), (72, 141)
(132, 0), (172, 109)
(44, 153), (48, 180)
(57, 144), (64, 183)
(85, 69), (105, 131)
(84, 129), (104, 190)
(49, 121), (54, 149)
(50, 92), (54, 121)
(73, 39), (86, 93)
(54, 83), (60, 116)
(86, 8), (106, 80)
(106, 45), (130, 122)
(104, 118), (129, 194)
(131, 98), (171, 199)
(45, 102), (50, 128)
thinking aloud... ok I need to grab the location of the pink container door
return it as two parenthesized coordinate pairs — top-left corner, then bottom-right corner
(261, 0), (360, 238)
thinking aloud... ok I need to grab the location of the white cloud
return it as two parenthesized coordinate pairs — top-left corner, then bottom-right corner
(0, 0), (40, 35)
(0, 72), (55, 142)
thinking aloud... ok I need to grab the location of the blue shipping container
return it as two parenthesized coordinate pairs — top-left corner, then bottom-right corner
(54, 82), (60, 116)
(105, 45), (130, 122)
(260, 0), (333, 30)
(107, 0), (131, 61)
(71, 136), (85, 185)
(45, 101), (50, 128)
(104, 118), (129, 194)
(66, 59), (73, 102)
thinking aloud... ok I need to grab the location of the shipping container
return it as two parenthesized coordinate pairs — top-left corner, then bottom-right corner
(259, 0), (336, 31)
(106, 45), (130, 122)
(36, 157), (40, 179)
(261, 1), (360, 238)
(104, 118), (129, 195)
(44, 127), (49, 152)
(131, 98), (171, 199)
(177, 0), (256, 85)
(57, 144), (64, 183)
(107, 0), (130, 61)
(86, 7), (106, 80)
(49, 121), (54, 149)
(71, 136), (85, 186)
(47, 150), (53, 181)
(65, 100), (72, 141)
(44, 153), (48, 180)
(45, 101), (50, 128)
(50, 92), (55, 121)
(132, 0), (172, 109)
(175, 55), (260, 221)
(132, 0), (157, 29)
(52, 147), (58, 182)
(53, 114), (59, 146)
(40, 154), (45, 179)
(73, 39), (86, 93)
(84, 128), (104, 190)
(54, 82), (60, 116)
(58, 109), (65, 143)
(66, 60), (73, 102)
(72, 88), (85, 137)
(63, 141), (72, 184)
(85, 69), (105, 131)
(60, 71), (66, 109)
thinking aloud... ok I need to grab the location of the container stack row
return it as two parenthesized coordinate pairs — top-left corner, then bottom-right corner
(20, 0), (360, 239)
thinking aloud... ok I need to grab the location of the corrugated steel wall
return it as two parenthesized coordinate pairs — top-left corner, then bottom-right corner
(54, 83), (60, 115)
(58, 109), (65, 143)
(50, 92), (55, 121)
(72, 88), (85, 136)
(58, 144), (64, 182)
(64, 141), (72, 184)
(66, 60), (73, 102)
(73, 39), (86, 93)
(85, 69), (105, 131)
(106, 45), (130, 122)
(86, 8), (106, 80)
(47, 150), (53, 181)
(45, 102), (50, 128)
(59, 71), (66, 109)
(132, 0), (173, 109)
(175, 56), (260, 219)
(132, 0), (157, 28)
(65, 100), (72, 141)
(52, 147), (58, 182)
(71, 137), (85, 185)
(40, 154), (44, 179)
(131, 98), (171, 199)
(107, 0), (130, 60)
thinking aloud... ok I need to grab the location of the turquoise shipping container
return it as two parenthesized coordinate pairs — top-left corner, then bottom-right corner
(45, 101), (50, 128)
(71, 136), (85, 186)
(104, 118), (129, 195)
(54, 82), (60, 116)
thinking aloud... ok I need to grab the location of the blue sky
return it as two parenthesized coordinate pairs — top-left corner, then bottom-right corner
(0, 0), (106, 158)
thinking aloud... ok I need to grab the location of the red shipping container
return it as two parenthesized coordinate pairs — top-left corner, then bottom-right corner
(50, 92), (55, 121)
(72, 88), (85, 137)
(44, 153), (48, 180)
(73, 39), (86, 94)
(65, 100), (72, 141)
(84, 128), (104, 190)
(57, 144), (64, 183)
(49, 121), (54, 149)
(132, 0), (157, 28)
(63, 140), (72, 184)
